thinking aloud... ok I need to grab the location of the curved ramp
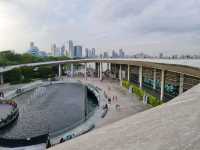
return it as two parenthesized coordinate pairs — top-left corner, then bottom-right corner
(50, 84), (200, 150)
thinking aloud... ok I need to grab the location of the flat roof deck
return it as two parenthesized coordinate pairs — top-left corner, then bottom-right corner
(50, 83), (200, 150)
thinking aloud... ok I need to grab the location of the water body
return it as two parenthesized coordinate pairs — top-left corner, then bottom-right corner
(0, 83), (96, 139)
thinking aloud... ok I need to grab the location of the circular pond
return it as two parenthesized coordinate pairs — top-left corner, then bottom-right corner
(0, 82), (97, 140)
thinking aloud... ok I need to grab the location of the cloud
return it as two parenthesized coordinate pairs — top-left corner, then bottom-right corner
(0, 0), (200, 55)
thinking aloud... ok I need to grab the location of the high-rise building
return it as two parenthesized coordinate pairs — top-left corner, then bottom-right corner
(74, 45), (82, 58)
(69, 40), (74, 58)
(60, 45), (66, 56)
(119, 49), (125, 58)
(85, 48), (89, 58)
(28, 42), (40, 56)
(103, 52), (109, 58)
(112, 50), (118, 58)
(91, 48), (96, 58)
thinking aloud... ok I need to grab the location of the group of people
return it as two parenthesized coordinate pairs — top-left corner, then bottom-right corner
(106, 86), (121, 111)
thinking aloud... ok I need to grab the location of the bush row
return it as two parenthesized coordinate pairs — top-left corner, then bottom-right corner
(122, 80), (163, 107)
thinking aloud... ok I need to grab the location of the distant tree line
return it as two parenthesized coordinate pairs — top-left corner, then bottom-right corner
(0, 50), (69, 66)
(0, 51), (69, 84)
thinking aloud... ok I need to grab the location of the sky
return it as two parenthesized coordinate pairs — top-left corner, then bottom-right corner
(0, 0), (200, 55)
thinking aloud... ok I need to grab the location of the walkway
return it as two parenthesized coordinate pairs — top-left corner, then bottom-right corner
(70, 77), (150, 128)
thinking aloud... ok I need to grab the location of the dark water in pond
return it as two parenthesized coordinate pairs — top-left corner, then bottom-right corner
(0, 83), (96, 139)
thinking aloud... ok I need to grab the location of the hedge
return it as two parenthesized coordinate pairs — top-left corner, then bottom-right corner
(122, 80), (163, 107)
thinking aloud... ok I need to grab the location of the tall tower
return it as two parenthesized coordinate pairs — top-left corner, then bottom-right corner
(69, 40), (74, 58)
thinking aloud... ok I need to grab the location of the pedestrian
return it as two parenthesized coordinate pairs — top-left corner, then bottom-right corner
(60, 138), (65, 143)
(108, 98), (111, 104)
(115, 96), (118, 101)
(115, 104), (120, 111)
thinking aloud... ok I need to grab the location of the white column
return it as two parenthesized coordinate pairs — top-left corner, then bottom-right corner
(98, 63), (100, 78)
(107, 63), (109, 70)
(85, 63), (87, 80)
(109, 63), (111, 71)
(58, 64), (62, 78)
(128, 64), (130, 81)
(71, 64), (74, 78)
(160, 70), (165, 101)
(119, 64), (122, 81)
(100, 62), (103, 80)
(179, 73), (184, 95)
(139, 66), (143, 88)
(0, 73), (3, 85)
(153, 68), (157, 90)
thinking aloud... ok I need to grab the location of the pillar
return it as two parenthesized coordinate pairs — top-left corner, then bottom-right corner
(71, 64), (74, 78)
(128, 64), (130, 81)
(160, 70), (165, 101)
(119, 64), (122, 81)
(153, 68), (157, 90)
(58, 64), (62, 78)
(179, 73), (184, 95)
(139, 66), (143, 88)
(100, 62), (103, 80)
(85, 63), (87, 80)
(0, 73), (3, 85)
(98, 63), (100, 78)
(107, 63), (109, 70)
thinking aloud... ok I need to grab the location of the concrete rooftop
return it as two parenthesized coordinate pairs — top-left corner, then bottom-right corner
(50, 83), (200, 150)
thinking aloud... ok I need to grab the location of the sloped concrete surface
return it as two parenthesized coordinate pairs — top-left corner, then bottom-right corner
(50, 84), (200, 150)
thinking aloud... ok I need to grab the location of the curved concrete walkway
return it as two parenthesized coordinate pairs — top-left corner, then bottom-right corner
(79, 78), (150, 128)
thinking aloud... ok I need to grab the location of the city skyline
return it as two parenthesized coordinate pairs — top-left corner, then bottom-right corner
(0, 0), (200, 55)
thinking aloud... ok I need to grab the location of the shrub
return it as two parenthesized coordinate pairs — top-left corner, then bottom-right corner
(148, 95), (163, 107)
(122, 80), (163, 106)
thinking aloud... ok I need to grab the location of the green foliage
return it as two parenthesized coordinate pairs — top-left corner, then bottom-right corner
(148, 95), (163, 107)
(122, 80), (130, 88)
(122, 80), (163, 107)
(4, 68), (22, 84)
(0, 50), (69, 84)
(0, 50), (70, 66)
(37, 66), (54, 79)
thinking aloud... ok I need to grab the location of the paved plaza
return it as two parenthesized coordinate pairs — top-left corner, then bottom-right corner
(79, 78), (150, 128)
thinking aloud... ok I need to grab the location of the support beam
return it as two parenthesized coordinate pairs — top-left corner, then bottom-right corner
(128, 64), (130, 81)
(153, 68), (157, 90)
(107, 63), (109, 71)
(100, 62), (103, 80)
(58, 64), (62, 78)
(98, 63), (100, 78)
(160, 70), (165, 101)
(71, 64), (74, 78)
(85, 63), (87, 80)
(0, 73), (4, 85)
(179, 74), (184, 95)
(139, 66), (143, 88)
(119, 64), (122, 81)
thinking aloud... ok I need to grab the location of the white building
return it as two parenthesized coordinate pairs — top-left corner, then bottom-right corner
(69, 40), (74, 58)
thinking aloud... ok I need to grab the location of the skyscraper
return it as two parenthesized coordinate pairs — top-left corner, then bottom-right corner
(74, 45), (82, 58)
(51, 44), (57, 56)
(69, 40), (74, 58)
(60, 45), (66, 56)
(91, 48), (96, 58)
(85, 48), (89, 58)
(119, 49), (125, 58)
(28, 42), (40, 56)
